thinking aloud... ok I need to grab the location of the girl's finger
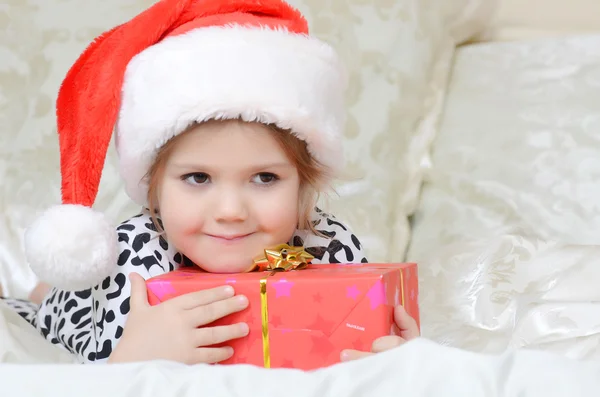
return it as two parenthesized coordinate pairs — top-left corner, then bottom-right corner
(190, 346), (235, 365)
(371, 335), (406, 353)
(340, 349), (372, 362)
(129, 273), (150, 310)
(394, 305), (420, 340)
(171, 285), (236, 310)
(188, 295), (249, 326)
(194, 323), (249, 347)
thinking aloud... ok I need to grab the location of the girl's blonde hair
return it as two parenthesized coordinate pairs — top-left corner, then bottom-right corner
(145, 120), (330, 236)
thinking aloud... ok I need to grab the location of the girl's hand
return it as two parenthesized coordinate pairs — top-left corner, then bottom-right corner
(340, 305), (419, 362)
(108, 272), (249, 365)
(29, 282), (52, 304)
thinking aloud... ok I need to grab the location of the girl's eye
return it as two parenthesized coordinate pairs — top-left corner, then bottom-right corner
(183, 173), (210, 185)
(253, 173), (278, 185)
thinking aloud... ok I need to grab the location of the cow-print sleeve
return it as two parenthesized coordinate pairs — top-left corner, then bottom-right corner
(0, 285), (97, 363)
(90, 211), (179, 363)
(290, 207), (369, 264)
(0, 297), (39, 325)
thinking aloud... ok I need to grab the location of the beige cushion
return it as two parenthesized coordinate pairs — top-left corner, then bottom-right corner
(441, 0), (498, 44)
(0, 2), (143, 298)
(476, 0), (600, 42)
(292, 0), (460, 262)
(298, 0), (496, 262)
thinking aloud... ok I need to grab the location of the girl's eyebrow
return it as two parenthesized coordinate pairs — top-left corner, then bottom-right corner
(169, 162), (294, 172)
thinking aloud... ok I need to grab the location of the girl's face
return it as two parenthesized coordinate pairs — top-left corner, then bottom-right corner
(157, 120), (301, 273)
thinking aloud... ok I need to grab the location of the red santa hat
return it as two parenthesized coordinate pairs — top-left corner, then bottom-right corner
(24, 0), (347, 291)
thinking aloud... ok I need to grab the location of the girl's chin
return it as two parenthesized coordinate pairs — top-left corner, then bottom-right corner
(193, 258), (258, 274)
(184, 241), (287, 273)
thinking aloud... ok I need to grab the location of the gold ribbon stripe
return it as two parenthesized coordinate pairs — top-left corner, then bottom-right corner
(260, 277), (271, 368)
(252, 244), (314, 368)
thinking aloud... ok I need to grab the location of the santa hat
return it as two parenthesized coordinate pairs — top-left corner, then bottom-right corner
(24, 0), (347, 291)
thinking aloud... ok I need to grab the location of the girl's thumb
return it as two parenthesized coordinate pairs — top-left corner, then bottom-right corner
(129, 272), (149, 309)
(394, 305), (420, 340)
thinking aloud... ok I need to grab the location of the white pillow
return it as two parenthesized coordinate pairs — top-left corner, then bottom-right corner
(408, 34), (600, 356)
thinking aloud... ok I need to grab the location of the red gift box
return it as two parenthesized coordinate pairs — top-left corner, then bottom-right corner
(146, 262), (419, 370)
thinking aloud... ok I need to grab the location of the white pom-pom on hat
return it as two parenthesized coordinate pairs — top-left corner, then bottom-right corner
(25, 205), (118, 292)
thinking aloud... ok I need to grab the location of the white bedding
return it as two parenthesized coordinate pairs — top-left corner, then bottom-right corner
(2, 303), (599, 397)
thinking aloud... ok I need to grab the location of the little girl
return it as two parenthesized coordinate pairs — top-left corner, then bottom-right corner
(2, 0), (419, 364)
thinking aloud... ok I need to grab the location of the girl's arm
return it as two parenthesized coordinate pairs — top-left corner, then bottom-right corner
(90, 213), (177, 363)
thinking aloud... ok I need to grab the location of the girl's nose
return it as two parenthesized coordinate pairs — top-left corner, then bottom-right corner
(212, 187), (249, 223)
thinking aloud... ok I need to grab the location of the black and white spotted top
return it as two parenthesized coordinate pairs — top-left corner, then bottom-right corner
(2, 207), (367, 364)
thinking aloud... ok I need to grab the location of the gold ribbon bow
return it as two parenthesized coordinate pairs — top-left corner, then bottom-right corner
(253, 243), (314, 273)
(252, 244), (313, 368)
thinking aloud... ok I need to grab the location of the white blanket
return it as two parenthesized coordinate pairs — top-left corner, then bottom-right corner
(2, 302), (599, 397)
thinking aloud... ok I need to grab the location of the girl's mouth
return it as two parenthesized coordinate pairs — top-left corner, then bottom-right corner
(206, 232), (254, 242)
